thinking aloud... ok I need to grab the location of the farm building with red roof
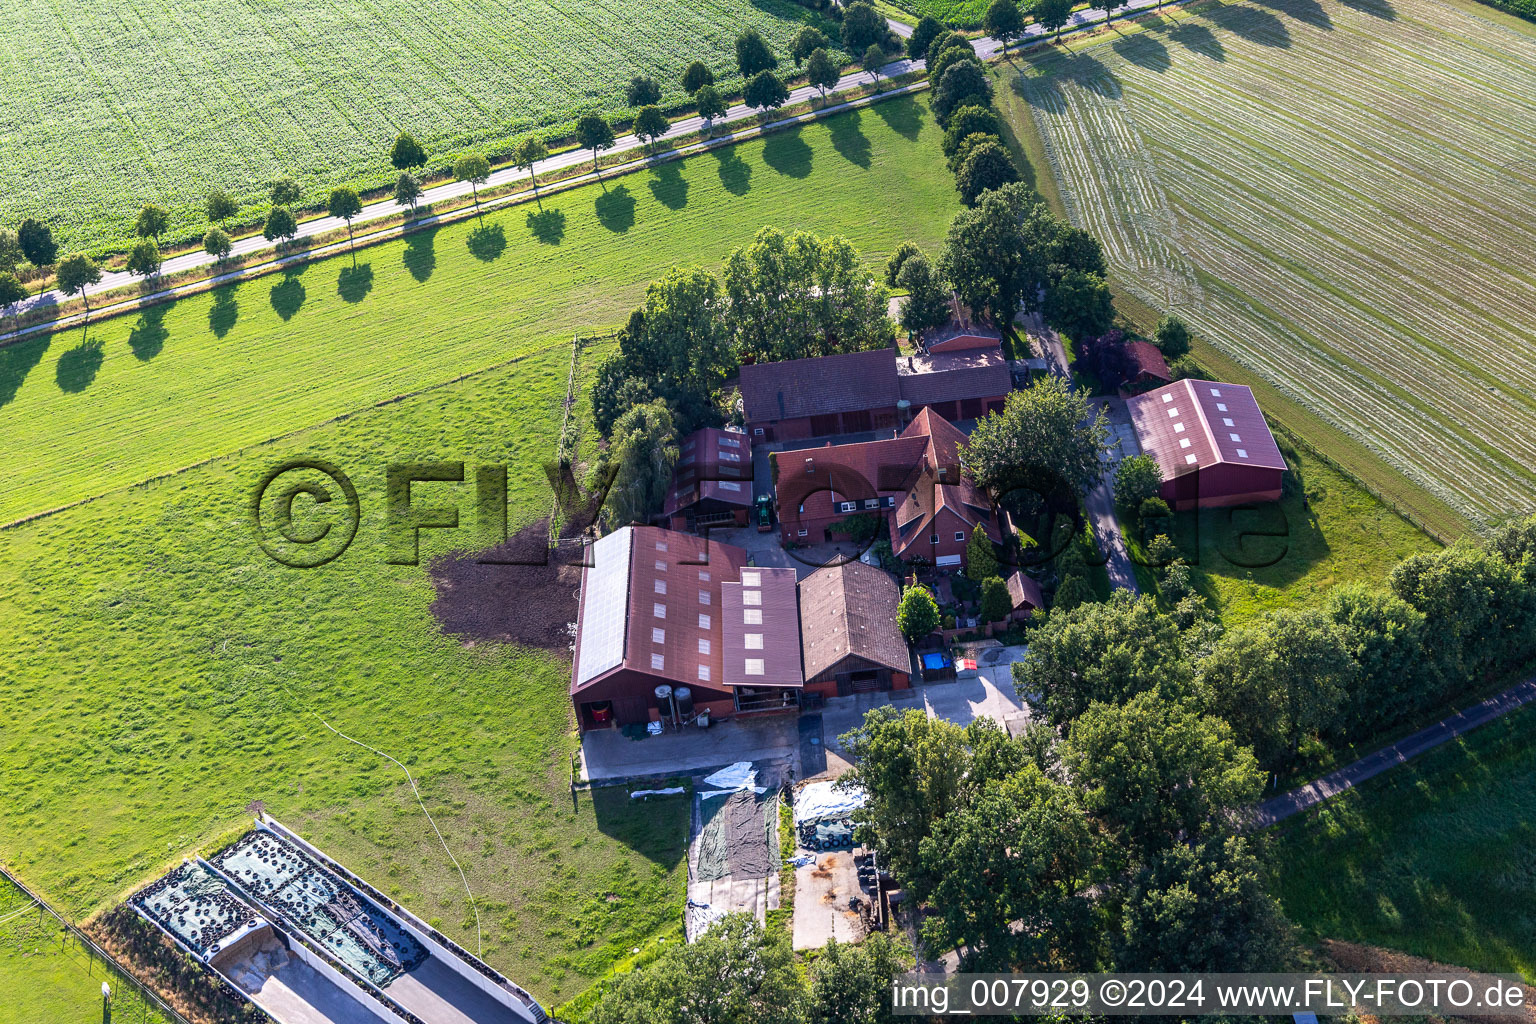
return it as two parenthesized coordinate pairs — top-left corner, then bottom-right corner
(772, 407), (1001, 569)
(661, 426), (753, 531)
(1125, 379), (1287, 509)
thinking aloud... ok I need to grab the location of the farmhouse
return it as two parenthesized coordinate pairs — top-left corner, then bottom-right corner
(773, 407), (1001, 569)
(570, 526), (914, 729)
(1126, 379), (1287, 509)
(740, 344), (1010, 443)
(661, 426), (753, 531)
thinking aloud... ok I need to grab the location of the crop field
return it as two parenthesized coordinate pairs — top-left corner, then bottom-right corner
(1016, 0), (1536, 528)
(1274, 703), (1536, 980)
(0, 97), (956, 1007)
(0, 95), (957, 527)
(1, 0), (845, 256)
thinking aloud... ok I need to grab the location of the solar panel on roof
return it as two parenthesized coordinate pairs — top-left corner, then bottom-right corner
(576, 529), (633, 685)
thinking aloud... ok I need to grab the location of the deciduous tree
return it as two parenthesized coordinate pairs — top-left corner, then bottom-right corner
(842, 1), (890, 51)
(17, 218), (57, 292)
(693, 85), (728, 130)
(0, 229), (21, 274)
(205, 190), (238, 224)
(939, 181), (1057, 327)
(863, 43), (888, 85)
(390, 131), (427, 171)
(956, 139), (1019, 205)
(723, 227), (892, 362)
(512, 137), (549, 200)
(589, 399), (679, 528)
(984, 0), (1026, 53)
(744, 70), (790, 113)
(453, 153), (492, 218)
(203, 226), (232, 264)
(1044, 269), (1115, 340)
(0, 272), (28, 336)
(633, 105), (670, 148)
(909, 15), (945, 59)
(962, 373), (1112, 498)
(1324, 585), (1431, 736)
(1014, 592), (1191, 725)
(134, 204), (170, 242)
(615, 265), (736, 432)
(262, 206), (298, 243)
(270, 176), (304, 208)
(896, 253), (952, 336)
(980, 575), (1012, 623)
(1154, 313), (1191, 359)
(393, 170), (422, 216)
(735, 27), (779, 77)
(790, 25), (830, 66)
(576, 113), (616, 172)
(1035, 0), (1074, 41)
(885, 241), (922, 286)
(942, 105), (1005, 159)
(625, 74), (662, 108)
(682, 60), (715, 94)
(327, 186), (363, 257)
(806, 934), (909, 1024)
(806, 47), (840, 99)
(55, 254), (101, 318)
(125, 238), (162, 279)
(1115, 453), (1164, 511)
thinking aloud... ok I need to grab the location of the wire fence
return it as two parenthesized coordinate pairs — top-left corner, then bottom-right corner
(0, 866), (192, 1024)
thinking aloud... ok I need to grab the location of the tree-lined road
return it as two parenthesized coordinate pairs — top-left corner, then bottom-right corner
(15, 0), (1183, 322)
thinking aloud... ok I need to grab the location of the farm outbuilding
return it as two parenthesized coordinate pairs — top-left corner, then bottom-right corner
(1125, 379), (1286, 509)
(797, 562), (910, 697)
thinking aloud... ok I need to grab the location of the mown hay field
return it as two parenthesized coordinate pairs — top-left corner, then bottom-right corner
(1, 0), (843, 255)
(1017, 0), (1536, 528)
(0, 96), (957, 527)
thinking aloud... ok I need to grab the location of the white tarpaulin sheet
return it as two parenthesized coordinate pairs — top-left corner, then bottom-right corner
(794, 780), (867, 826)
(702, 761), (757, 792)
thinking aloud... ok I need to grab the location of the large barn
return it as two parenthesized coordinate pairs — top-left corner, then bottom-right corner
(1125, 379), (1287, 509)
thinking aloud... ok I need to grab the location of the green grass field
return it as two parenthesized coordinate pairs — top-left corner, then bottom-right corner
(0, 877), (172, 1024)
(0, 95), (958, 528)
(1124, 445), (1438, 623)
(1, 0), (846, 256)
(1273, 702), (1536, 981)
(1012, 0), (1536, 529)
(0, 96), (958, 1008)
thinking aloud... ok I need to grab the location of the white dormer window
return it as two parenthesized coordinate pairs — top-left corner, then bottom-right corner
(699, 571), (711, 581)
(655, 560), (667, 571)
(656, 540), (668, 552)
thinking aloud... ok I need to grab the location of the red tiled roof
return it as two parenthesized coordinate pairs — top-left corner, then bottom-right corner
(890, 408), (999, 558)
(721, 567), (803, 687)
(663, 426), (752, 515)
(740, 348), (899, 423)
(1126, 379), (1287, 481)
(921, 297), (1003, 352)
(798, 563), (908, 678)
(571, 525), (748, 694)
(895, 346), (1011, 408)
(1125, 341), (1172, 383)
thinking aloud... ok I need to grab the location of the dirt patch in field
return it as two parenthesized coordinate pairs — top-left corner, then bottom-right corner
(1320, 940), (1535, 1024)
(428, 516), (585, 652)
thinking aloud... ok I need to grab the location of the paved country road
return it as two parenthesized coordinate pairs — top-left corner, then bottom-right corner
(15, 0), (1182, 324)
(1253, 676), (1536, 827)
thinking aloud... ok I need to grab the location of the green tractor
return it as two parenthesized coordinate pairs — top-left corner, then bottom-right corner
(754, 494), (774, 532)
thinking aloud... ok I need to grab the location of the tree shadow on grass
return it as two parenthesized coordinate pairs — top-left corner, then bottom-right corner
(1167, 21), (1226, 60)
(337, 263), (374, 302)
(1254, 0), (1332, 28)
(56, 335), (104, 393)
(595, 185), (636, 233)
(714, 148), (752, 195)
(467, 223), (507, 261)
(208, 286), (239, 338)
(870, 92), (923, 140)
(526, 208), (566, 245)
(1203, 4), (1291, 46)
(1113, 34), (1171, 72)
(403, 227), (437, 283)
(1337, 0), (1395, 18)
(762, 127), (813, 178)
(0, 334), (47, 407)
(828, 109), (872, 168)
(128, 305), (169, 360)
(647, 161), (690, 210)
(270, 270), (306, 321)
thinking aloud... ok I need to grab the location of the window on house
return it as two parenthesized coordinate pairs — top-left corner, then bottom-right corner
(655, 540), (668, 552)
(1167, 407), (1180, 418)
(699, 571), (710, 581)
(863, 498), (879, 509)
(1216, 403), (1228, 412)
(955, 532), (965, 542)
(797, 528), (808, 537)
(930, 534), (939, 544)
(754, 427), (764, 435)
(1209, 387), (1222, 397)
(1162, 393), (1173, 403)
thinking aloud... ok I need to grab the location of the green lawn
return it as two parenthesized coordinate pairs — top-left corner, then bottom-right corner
(0, 877), (172, 1024)
(2, 0), (847, 256)
(1124, 444), (1437, 625)
(0, 95), (959, 527)
(1010, 0), (1536, 527)
(0, 340), (690, 1007)
(1272, 702), (1536, 981)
